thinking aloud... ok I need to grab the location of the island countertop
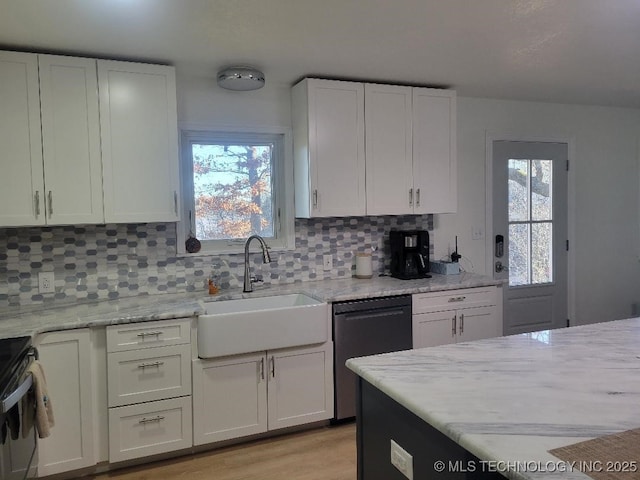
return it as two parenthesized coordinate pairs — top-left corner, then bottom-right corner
(347, 318), (640, 480)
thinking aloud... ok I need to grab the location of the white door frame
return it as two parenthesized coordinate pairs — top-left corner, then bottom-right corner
(485, 132), (576, 327)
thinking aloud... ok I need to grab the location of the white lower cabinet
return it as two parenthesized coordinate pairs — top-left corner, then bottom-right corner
(108, 396), (192, 463)
(193, 343), (333, 446)
(106, 318), (193, 463)
(412, 287), (503, 349)
(35, 329), (96, 476)
(107, 343), (191, 407)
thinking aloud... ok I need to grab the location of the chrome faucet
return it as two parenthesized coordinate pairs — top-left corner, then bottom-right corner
(243, 235), (272, 293)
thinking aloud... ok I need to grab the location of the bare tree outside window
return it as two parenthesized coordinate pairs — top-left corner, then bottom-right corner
(508, 158), (553, 286)
(192, 143), (274, 241)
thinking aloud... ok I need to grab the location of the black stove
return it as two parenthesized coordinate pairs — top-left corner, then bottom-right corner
(0, 336), (32, 415)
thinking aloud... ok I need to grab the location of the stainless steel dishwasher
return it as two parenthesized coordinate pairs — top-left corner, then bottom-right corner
(333, 295), (412, 420)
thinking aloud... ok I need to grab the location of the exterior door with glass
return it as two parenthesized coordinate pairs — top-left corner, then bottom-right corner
(493, 141), (568, 335)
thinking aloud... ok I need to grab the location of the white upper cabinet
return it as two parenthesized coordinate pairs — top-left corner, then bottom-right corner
(0, 52), (103, 226)
(0, 52), (44, 226)
(98, 60), (180, 223)
(39, 54), (104, 224)
(364, 83), (414, 215)
(292, 78), (366, 218)
(0, 51), (181, 227)
(412, 88), (457, 214)
(366, 85), (457, 215)
(292, 78), (456, 217)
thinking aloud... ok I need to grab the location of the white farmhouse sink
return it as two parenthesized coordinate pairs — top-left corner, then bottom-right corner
(198, 293), (328, 358)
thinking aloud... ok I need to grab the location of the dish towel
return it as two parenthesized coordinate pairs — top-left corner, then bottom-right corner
(22, 360), (55, 439)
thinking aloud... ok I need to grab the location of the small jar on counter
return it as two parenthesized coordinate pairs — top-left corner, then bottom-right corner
(355, 253), (373, 279)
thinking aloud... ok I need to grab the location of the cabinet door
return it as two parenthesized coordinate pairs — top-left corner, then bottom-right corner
(412, 311), (457, 349)
(0, 51), (44, 226)
(292, 79), (366, 217)
(267, 343), (333, 430)
(192, 354), (267, 445)
(99, 60), (180, 223)
(457, 306), (500, 343)
(412, 88), (457, 214)
(365, 83), (413, 215)
(39, 55), (104, 224)
(36, 329), (95, 476)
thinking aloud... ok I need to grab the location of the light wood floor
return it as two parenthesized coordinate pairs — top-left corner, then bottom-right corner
(92, 423), (356, 480)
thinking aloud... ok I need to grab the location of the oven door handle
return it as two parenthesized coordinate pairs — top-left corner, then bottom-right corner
(1, 373), (32, 414)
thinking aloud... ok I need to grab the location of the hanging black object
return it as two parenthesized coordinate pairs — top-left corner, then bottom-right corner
(185, 211), (201, 253)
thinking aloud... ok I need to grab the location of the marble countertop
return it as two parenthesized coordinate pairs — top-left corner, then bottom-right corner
(347, 318), (640, 480)
(0, 272), (498, 340)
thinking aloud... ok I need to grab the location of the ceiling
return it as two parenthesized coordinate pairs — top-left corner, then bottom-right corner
(1, 0), (639, 107)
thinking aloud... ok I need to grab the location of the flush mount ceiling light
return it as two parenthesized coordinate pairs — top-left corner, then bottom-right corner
(217, 66), (265, 91)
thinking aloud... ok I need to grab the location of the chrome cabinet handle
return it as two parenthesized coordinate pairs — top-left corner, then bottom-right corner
(312, 189), (318, 208)
(448, 296), (466, 303)
(459, 313), (464, 334)
(173, 191), (178, 215)
(270, 356), (275, 378)
(48, 191), (53, 215)
(137, 361), (164, 369)
(35, 191), (40, 217)
(416, 188), (421, 207)
(137, 331), (163, 338)
(259, 358), (265, 381)
(138, 415), (165, 425)
(451, 315), (456, 337)
(409, 188), (413, 206)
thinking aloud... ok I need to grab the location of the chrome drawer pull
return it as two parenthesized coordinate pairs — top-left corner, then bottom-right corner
(137, 361), (164, 369)
(448, 296), (466, 303)
(138, 415), (165, 425)
(137, 331), (163, 338)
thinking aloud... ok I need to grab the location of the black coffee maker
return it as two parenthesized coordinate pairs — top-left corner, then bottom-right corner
(389, 230), (431, 279)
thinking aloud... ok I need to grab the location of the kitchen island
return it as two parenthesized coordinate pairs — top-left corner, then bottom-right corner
(347, 318), (640, 480)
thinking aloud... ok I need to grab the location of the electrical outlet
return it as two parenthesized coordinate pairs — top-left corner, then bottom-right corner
(322, 254), (333, 271)
(38, 272), (55, 294)
(390, 439), (413, 480)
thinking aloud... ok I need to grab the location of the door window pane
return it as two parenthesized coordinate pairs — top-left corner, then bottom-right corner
(507, 158), (554, 287)
(509, 223), (530, 286)
(532, 222), (553, 284)
(508, 159), (529, 221)
(531, 160), (552, 221)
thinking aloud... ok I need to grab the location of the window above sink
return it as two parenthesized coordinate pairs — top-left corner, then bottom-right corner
(178, 126), (295, 256)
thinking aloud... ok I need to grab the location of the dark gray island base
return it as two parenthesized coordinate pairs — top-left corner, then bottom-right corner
(356, 378), (503, 480)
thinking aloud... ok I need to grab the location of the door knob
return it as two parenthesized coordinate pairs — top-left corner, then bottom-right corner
(495, 261), (509, 273)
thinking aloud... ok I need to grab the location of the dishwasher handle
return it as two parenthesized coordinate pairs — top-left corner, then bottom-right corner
(335, 306), (408, 322)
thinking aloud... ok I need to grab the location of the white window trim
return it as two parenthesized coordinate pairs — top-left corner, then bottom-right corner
(176, 124), (295, 256)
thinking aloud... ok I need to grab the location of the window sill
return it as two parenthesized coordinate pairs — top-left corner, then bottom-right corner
(175, 240), (295, 258)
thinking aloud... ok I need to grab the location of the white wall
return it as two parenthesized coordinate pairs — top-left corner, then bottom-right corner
(176, 75), (292, 129)
(175, 74), (640, 326)
(436, 97), (640, 326)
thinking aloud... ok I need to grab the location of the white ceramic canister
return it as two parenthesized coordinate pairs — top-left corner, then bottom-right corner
(355, 253), (373, 279)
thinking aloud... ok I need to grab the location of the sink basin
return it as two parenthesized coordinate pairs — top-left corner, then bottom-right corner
(197, 293), (328, 358)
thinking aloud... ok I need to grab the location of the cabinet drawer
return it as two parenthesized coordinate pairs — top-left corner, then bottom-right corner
(108, 396), (192, 463)
(413, 287), (497, 314)
(107, 344), (191, 407)
(106, 318), (190, 352)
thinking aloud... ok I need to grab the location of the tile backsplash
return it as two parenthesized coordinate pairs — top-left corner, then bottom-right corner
(0, 215), (432, 308)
